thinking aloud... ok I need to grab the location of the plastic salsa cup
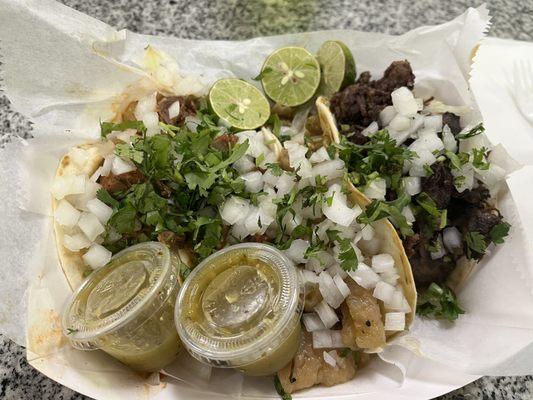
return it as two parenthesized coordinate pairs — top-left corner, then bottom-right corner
(62, 242), (183, 373)
(174, 243), (304, 376)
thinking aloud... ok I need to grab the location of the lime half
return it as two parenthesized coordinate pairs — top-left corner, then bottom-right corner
(316, 41), (356, 96)
(261, 47), (321, 107)
(209, 78), (271, 130)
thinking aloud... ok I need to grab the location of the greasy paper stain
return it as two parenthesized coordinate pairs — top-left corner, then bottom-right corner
(27, 309), (67, 356)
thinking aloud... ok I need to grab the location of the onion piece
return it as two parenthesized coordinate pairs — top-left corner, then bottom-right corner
(300, 269), (320, 285)
(371, 253), (395, 273)
(333, 275), (351, 298)
(63, 233), (91, 252)
(77, 212), (105, 241)
(323, 351), (337, 368)
(276, 172), (296, 197)
(83, 243), (112, 269)
(233, 155), (256, 174)
(384, 312), (405, 331)
(361, 121), (379, 137)
(387, 289), (411, 313)
(331, 331), (344, 348)
(111, 156), (136, 175)
(86, 198), (113, 224)
(347, 262), (381, 289)
(373, 281), (396, 304)
(443, 226), (462, 252)
(262, 170), (278, 186)
(363, 178), (386, 200)
(312, 330), (333, 348)
(318, 271), (345, 308)
(326, 263), (348, 279)
(380, 105), (397, 126)
(391, 87), (418, 116)
(220, 196), (250, 225)
(311, 159), (345, 181)
(403, 176), (421, 196)
(309, 147), (331, 163)
(90, 167), (103, 182)
(424, 115), (443, 132)
(401, 205), (416, 225)
(302, 313), (326, 332)
(284, 239), (310, 264)
(68, 180), (101, 211)
(306, 251), (335, 274)
(389, 114), (411, 132)
(51, 175), (87, 200)
(100, 155), (114, 177)
(236, 130), (270, 158)
(322, 183), (361, 227)
(168, 100), (181, 119)
(430, 234), (446, 260)
(314, 300), (339, 329)
(242, 171), (264, 193)
(55, 199), (81, 227)
(408, 149), (437, 177)
(442, 125), (457, 153)
(380, 271), (400, 285)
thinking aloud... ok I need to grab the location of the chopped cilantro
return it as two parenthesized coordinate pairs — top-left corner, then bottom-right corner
(417, 283), (465, 321)
(274, 375), (291, 400)
(115, 142), (144, 164)
(465, 231), (487, 259)
(96, 188), (119, 208)
(472, 147), (490, 170)
(357, 192), (414, 237)
(253, 66), (273, 81)
(337, 237), (358, 271)
(456, 123), (485, 140)
(266, 163), (284, 177)
(489, 222), (510, 244)
(267, 113), (282, 137)
(255, 153), (265, 167)
(415, 192), (441, 218)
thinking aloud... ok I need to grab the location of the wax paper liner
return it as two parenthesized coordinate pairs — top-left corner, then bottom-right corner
(1, 1), (533, 399)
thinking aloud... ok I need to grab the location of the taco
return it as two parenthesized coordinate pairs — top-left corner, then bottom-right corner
(315, 60), (513, 321)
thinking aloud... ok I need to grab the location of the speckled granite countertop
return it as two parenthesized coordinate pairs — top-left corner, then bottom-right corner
(1, 0), (533, 399)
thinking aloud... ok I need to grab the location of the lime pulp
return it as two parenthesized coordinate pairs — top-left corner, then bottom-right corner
(260, 47), (321, 107)
(209, 78), (271, 130)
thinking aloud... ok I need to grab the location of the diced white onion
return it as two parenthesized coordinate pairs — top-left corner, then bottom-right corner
(86, 198), (113, 224)
(331, 330), (344, 348)
(314, 300), (339, 329)
(312, 330), (333, 348)
(322, 183), (360, 227)
(300, 269), (320, 285)
(408, 149), (437, 177)
(111, 156), (136, 175)
(371, 253), (395, 273)
(347, 262), (381, 289)
(403, 176), (421, 196)
(82, 243), (112, 269)
(475, 163), (506, 188)
(220, 196), (249, 225)
(68, 180), (101, 211)
(333, 275), (351, 298)
(262, 170), (278, 186)
(424, 115), (443, 132)
(380, 105), (397, 126)
(442, 125), (457, 153)
(51, 175), (87, 200)
(323, 351), (337, 367)
(276, 172), (296, 197)
(90, 167), (103, 182)
(391, 87), (418, 116)
(232, 155), (256, 174)
(373, 281), (396, 304)
(284, 239), (310, 264)
(243, 207), (262, 235)
(306, 251), (335, 274)
(402, 205), (416, 225)
(100, 155), (114, 177)
(311, 159), (345, 181)
(309, 147), (331, 163)
(281, 209), (303, 234)
(303, 313), (326, 332)
(236, 130), (270, 158)
(63, 233), (91, 252)
(430, 234), (446, 260)
(242, 171), (264, 193)
(55, 199), (81, 227)
(77, 212), (105, 241)
(380, 271), (400, 285)
(409, 133), (444, 154)
(384, 312), (405, 331)
(361, 121), (379, 137)
(318, 271), (345, 309)
(452, 163), (474, 192)
(326, 263), (348, 279)
(443, 226), (462, 252)
(168, 100), (181, 119)
(364, 178), (386, 200)
(389, 114), (411, 132)
(387, 289), (411, 312)
(134, 92), (157, 119)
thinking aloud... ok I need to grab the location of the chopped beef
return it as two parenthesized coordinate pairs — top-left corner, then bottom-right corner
(347, 131), (369, 145)
(406, 234), (456, 287)
(157, 95), (197, 126)
(451, 186), (490, 205)
(330, 60), (415, 139)
(211, 134), (238, 151)
(442, 112), (461, 135)
(155, 181), (173, 198)
(465, 207), (502, 236)
(421, 162), (454, 209)
(157, 231), (186, 252)
(305, 115), (323, 136)
(98, 170), (146, 193)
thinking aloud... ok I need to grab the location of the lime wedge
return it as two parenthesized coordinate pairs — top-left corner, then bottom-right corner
(316, 41), (356, 96)
(261, 47), (321, 107)
(209, 78), (271, 130)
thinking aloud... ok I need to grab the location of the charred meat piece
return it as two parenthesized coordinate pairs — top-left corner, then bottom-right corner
(407, 234), (456, 287)
(451, 185), (490, 205)
(465, 207), (503, 236)
(98, 170), (146, 193)
(157, 95), (197, 126)
(211, 134), (238, 151)
(277, 331), (357, 394)
(442, 112), (461, 135)
(421, 162), (454, 209)
(157, 231), (186, 253)
(330, 60), (415, 131)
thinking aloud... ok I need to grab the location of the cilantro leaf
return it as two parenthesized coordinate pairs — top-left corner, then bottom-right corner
(415, 192), (441, 218)
(472, 147), (490, 170)
(274, 375), (292, 400)
(266, 163), (284, 177)
(253, 67), (273, 81)
(337, 237), (358, 271)
(357, 192), (414, 237)
(100, 120), (145, 138)
(489, 222), (510, 244)
(96, 188), (119, 208)
(115, 142), (144, 164)
(465, 231), (487, 259)
(456, 123), (485, 140)
(267, 113), (282, 137)
(417, 283), (465, 321)
(108, 202), (137, 234)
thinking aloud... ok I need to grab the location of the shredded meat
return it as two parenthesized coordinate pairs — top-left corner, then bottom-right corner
(330, 60), (415, 135)
(442, 112), (461, 135)
(157, 231), (186, 253)
(451, 186), (490, 205)
(211, 134), (238, 151)
(98, 170), (146, 193)
(157, 95), (197, 126)
(421, 162), (454, 209)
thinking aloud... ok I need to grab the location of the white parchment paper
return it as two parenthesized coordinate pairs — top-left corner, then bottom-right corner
(1, 1), (532, 399)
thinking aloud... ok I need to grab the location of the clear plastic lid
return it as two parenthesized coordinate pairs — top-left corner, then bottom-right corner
(62, 242), (178, 348)
(174, 243), (303, 368)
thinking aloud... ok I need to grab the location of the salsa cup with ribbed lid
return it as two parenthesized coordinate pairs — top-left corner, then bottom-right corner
(62, 242), (183, 373)
(174, 243), (304, 376)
